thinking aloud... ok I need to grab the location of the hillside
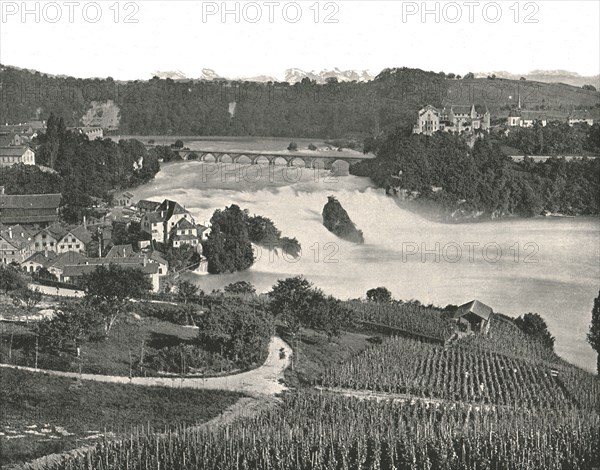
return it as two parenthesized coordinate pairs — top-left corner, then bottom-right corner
(1, 65), (598, 138)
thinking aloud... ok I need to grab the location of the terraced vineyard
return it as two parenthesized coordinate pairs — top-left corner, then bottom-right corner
(319, 336), (599, 411)
(456, 315), (560, 364)
(345, 300), (454, 342)
(44, 392), (600, 470)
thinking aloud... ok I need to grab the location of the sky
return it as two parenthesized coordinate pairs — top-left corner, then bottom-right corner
(0, 1), (599, 80)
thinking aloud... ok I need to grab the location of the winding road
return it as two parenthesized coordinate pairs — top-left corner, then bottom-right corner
(0, 337), (292, 397)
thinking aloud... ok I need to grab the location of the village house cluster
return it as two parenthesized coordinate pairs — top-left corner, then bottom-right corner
(0, 186), (209, 292)
(0, 121), (103, 169)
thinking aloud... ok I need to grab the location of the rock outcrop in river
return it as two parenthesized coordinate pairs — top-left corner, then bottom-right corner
(322, 196), (364, 244)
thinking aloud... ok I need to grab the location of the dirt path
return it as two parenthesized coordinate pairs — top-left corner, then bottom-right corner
(0, 337), (292, 397)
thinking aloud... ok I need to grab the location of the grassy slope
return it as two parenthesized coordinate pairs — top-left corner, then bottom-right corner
(0, 368), (242, 466)
(447, 78), (600, 116)
(0, 316), (198, 376)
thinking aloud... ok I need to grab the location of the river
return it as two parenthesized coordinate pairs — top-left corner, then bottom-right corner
(131, 161), (600, 373)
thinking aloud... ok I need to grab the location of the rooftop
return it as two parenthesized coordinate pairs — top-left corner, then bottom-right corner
(453, 300), (493, 321)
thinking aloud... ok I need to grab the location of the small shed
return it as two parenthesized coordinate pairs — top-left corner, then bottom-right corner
(453, 300), (493, 334)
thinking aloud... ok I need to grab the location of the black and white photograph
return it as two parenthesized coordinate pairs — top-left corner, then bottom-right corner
(0, 1), (599, 468)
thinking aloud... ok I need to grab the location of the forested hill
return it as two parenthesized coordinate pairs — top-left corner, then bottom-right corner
(2, 65), (599, 138)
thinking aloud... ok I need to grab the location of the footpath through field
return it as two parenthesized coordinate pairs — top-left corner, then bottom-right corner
(0, 337), (292, 397)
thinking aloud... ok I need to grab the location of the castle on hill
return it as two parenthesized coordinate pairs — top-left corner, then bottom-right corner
(413, 104), (491, 136)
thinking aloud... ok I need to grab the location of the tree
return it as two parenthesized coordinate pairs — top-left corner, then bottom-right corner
(308, 143), (318, 151)
(197, 300), (273, 366)
(203, 205), (254, 274)
(12, 287), (42, 312)
(366, 287), (392, 303)
(587, 290), (600, 374)
(172, 139), (185, 149)
(224, 281), (256, 296)
(36, 301), (101, 357)
(0, 265), (26, 294)
(515, 312), (555, 350)
(268, 276), (350, 341)
(287, 141), (298, 151)
(81, 264), (152, 337)
(463, 72), (475, 79)
(582, 84), (597, 91)
(177, 279), (201, 326)
(268, 276), (315, 337)
(177, 279), (199, 303)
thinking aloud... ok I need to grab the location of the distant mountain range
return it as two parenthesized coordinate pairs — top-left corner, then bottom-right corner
(3, 63), (597, 89)
(474, 70), (600, 89)
(150, 68), (375, 84)
(150, 67), (599, 88)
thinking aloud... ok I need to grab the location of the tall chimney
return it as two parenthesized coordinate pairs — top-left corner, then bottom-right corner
(143, 254), (147, 267)
(8, 228), (12, 239)
(83, 215), (87, 230)
(0, 186), (4, 195)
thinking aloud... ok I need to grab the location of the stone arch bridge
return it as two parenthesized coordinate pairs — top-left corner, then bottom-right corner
(168, 148), (375, 169)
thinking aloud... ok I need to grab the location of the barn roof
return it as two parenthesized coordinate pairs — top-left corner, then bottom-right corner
(453, 300), (493, 321)
(0, 193), (61, 210)
(136, 200), (162, 212)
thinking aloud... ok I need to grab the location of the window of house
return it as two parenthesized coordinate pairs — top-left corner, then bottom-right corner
(76, 244), (80, 249)
(68, 245), (72, 249)
(61, 245), (65, 249)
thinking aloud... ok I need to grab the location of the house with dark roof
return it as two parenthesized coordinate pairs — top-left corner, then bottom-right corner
(105, 244), (137, 259)
(0, 146), (35, 167)
(141, 199), (196, 245)
(22, 251), (58, 273)
(62, 255), (162, 292)
(507, 108), (549, 128)
(69, 127), (103, 140)
(453, 300), (493, 334)
(171, 218), (201, 248)
(136, 200), (162, 213)
(31, 223), (67, 252)
(0, 193), (61, 225)
(45, 251), (87, 280)
(0, 225), (33, 264)
(105, 245), (169, 275)
(113, 191), (135, 207)
(56, 226), (93, 254)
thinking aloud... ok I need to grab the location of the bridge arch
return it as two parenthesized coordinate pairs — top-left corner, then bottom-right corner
(235, 155), (253, 165)
(253, 155), (271, 165)
(330, 159), (351, 175)
(219, 153), (234, 164)
(200, 153), (216, 163)
(272, 156), (288, 166)
(290, 157), (307, 167)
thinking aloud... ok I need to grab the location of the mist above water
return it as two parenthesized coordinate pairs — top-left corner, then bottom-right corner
(131, 162), (600, 373)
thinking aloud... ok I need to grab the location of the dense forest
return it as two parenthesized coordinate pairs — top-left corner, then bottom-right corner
(503, 121), (600, 155)
(352, 129), (600, 218)
(2, 65), (599, 138)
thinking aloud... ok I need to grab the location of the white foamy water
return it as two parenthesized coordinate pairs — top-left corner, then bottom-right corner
(132, 162), (600, 372)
